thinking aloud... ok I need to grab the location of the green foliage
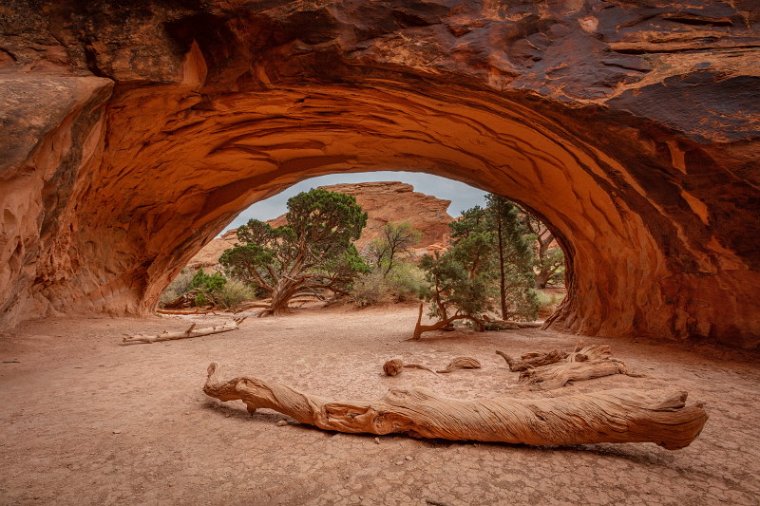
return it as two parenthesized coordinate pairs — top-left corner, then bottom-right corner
(487, 195), (540, 321)
(194, 292), (209, 307)
(387, 263), (427, 301)
(216, 280), (257, 309)
(159, 268), (195, 305)
(220, 189), (369, 314)
(535, 246), (565, 287)
(417, 195), (542, 326)
(351, 262), (427, 307)
(159, 268), (253, 310)
(352, 221), (426, 307)
(419, 248), (494, 321)
(189, 269), (226, 307)
(190, 269), (227, 293)
(536, 289), (565, 318)
(522, 213), (565, 288)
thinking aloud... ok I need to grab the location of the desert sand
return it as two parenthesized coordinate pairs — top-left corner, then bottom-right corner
(1, 304), (758, 505)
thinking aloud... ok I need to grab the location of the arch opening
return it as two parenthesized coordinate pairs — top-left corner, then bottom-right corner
(166, 171), (570, 323)
(1, 0), (758, 348)
(10, 80), (687, 342)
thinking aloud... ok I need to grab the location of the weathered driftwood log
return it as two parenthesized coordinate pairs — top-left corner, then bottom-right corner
(121, 318), (245, 345)
(519, 360), (634, 390)
(436, 357), (482, 373)
(156, 308), (216, 316)
(496, 343), (613, 373)
(383, 359), (438, 377)
(203, 363), (707, 450)
(505, 344), (641, 389)
(496, 349), (569, 372)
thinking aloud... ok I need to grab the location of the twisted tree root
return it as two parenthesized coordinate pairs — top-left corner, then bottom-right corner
(203, 363), (707, 450)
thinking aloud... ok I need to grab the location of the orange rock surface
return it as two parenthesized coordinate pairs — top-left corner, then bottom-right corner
(189, 181), (452, 269)
(0, 1), (758, 347)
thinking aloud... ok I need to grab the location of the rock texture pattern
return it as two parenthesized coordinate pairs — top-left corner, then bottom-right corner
(189, 181), (453, 269)
(0, 1), (758, 347)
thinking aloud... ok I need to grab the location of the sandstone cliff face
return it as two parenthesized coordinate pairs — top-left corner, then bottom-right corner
(189, 181), (452, 269)
(0, 1), (758, 348)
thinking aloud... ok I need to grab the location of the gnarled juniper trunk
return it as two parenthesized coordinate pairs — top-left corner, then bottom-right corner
(203, 363), (708, 450)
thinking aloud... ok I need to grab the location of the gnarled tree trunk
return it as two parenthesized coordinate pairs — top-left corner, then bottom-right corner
(203, 363), (707, 450)
(409, 303), (483, 340)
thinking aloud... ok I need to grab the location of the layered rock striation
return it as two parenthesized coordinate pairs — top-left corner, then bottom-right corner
(190, 181), (453, 270)
(0, 1), (758, 347)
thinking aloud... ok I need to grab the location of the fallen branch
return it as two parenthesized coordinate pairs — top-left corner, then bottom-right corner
(436, 357), (481, 373)
(203, 363), (708, 450)
(383, 359), (438, 377)
(156, 308), (216, 316)
(519, 359), (632, 390)
(497, 343), (641, 389)
(121, 318), (246, 345)
(495, 349), (568, 372)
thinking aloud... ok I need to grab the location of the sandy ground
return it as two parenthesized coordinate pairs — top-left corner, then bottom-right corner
(1, 304), (759, 505)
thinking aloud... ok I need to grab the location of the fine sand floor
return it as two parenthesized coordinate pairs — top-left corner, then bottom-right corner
(1, 305), (759, 505)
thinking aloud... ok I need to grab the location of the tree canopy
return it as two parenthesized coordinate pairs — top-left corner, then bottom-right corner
(413, 195), (542, 338)
(220, 189), (368, 316)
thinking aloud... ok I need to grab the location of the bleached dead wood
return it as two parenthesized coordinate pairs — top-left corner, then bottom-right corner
(203, 363), (707, 450)
(383, 359), (438, 376)
(156, 308), (216, 316)
(519, 360), (634, 389)
(497, 343), (641, 389)
(121, 318), (246, 345)
(495, 349), (568, 372)
(436, 357), (481, 373)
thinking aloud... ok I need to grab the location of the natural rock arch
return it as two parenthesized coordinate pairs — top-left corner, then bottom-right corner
(0, 0), (758, 347)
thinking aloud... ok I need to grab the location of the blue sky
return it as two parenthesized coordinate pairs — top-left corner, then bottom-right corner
(223, 171), (487, 232)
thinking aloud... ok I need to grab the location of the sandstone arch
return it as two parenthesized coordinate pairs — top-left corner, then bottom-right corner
(0, 1), (758, 347)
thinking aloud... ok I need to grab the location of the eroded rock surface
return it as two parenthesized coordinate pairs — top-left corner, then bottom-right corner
(0, 0), (758, 347)
(190, 181), (452, 269)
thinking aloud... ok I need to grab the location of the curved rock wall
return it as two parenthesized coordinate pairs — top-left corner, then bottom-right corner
(0, 1), (758, 347)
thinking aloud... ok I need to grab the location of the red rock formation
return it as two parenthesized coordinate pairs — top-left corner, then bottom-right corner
(0, 1), (758, 348)
(189, 181), (453, 269)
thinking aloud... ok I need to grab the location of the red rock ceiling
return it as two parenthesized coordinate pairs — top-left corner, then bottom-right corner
(0, 0), (758, 347)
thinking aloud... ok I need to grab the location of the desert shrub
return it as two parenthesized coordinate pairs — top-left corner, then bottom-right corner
(159, 269), (253, 309)
(216, 280), (256, 309)
(351, 271), (390, 307)
(159, 269), (195, 305)
(351, 262), (428, 307)
(190, 269), (226, 293)
(386, 263), (428, 302)
(536, 289), (565, 318)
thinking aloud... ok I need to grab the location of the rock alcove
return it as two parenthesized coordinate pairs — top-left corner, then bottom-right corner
(0, 0), (758, 347)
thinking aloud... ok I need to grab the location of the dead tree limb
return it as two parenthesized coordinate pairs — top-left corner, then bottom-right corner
(121, 318), (246, 345)
(495, 349), (568, 372)
(497, 343), (641, 388)
(519, 360), (632, 389)
(156, 308), (217, 316)
(437, 357), (481, 373)
(383, 359), (438, 377)
(203, 363), (707, 450)
(408, 303), (482, 341)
